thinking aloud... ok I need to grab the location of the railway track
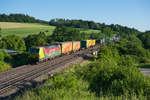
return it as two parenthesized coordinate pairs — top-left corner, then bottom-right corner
(0, 46), (100, 98)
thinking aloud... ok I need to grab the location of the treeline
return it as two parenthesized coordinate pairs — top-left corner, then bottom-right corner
(25, 26), (106, 50)
(0, 14), (48, 25)
(0, 26), (105, 51)
(0, 13), (142, 36)
(1, 26), (150, 52)
(49, 18), (141, 35)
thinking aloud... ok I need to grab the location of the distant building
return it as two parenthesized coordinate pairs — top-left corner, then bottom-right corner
(0, 49), (18, 55)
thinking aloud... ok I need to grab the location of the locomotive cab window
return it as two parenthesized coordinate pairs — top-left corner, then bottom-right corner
(30, 48), (39, 54)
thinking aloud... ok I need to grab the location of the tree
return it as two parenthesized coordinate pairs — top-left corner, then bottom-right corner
(0, 52), (4, 61)
(102, 27), (114, 37)
(0, 35), (26, 51)
(0, 28), (2, 38)
(90, 32), (105, 39)
(51, 26), (82, 42)
(25, 32), (47, 50)
(0, 14), (48, 25)
(138, 31), (150, 49)
(0, 27), (1, 33)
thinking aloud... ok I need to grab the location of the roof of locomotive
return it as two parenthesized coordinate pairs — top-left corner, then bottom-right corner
(31, 43), (60, 48)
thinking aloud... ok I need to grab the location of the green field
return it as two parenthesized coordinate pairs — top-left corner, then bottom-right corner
(0, 22), (55, 37)
(1, 27), (56, 37)
(79, 28), (101, 34)
(0, 22), (101, 37)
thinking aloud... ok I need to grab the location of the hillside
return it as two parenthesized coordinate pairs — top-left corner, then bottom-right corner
(0, 22), (101, 37)
(0, 14), (48, 25)
(0, 22), (55, 37)
(0, 22), (50, 29)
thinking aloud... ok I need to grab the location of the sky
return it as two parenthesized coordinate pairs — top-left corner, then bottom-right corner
(0, 0), (150, 32)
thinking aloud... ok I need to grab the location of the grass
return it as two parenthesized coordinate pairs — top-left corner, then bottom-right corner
(79, 28), (101, 34)
(1, 27), (55, 37)
(0, 61), (11, 72)
(14, 62), (149, 100)
(0, 22), (55, 37)
(0, 22), (50, 29)
(0, 22), (101, 37)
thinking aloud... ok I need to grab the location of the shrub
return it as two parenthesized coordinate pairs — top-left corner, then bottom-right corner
(0, 35), (26, 51)
(0, 51), (4, 61)
(77, 61), (102, 81)
(89, 64), (150, 96)
(0, 61), (11, 72)
(49, 72), (79, 90)
(118, 55), (136, 67)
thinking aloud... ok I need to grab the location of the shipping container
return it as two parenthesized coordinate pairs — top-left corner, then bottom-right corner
(92, 40), (96, 46)
(102, 38), (105, 43)
(60, 42), (73, 54)
(81, 40), (92, 48)
(81, 40), (86, 48)
(72, 41), (80, 51)
(100, 39), (103, 44)
(96, 39), (100, 44)
(87, 40), (93, 47)
(110, 38), (113, 41)
(30, 45), (61, 62)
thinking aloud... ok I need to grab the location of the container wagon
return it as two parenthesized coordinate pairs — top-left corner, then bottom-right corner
(92, 40), (96, 46)
(60, 42), (73, 54)
(102, 38), (106, 43)
(81, 40), (93, 48)
(72, 41), (80, 52)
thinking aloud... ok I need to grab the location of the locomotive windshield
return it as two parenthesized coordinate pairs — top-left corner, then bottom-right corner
(30, 48), (39, 54)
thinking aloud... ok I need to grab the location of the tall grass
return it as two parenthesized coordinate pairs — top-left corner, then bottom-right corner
(15, 62), (150, 100)
(0, 61), (11, 72)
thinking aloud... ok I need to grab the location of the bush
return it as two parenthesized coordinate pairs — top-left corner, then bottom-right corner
(4, 53), (30, 67)
(0, 35), (26, 51)
(89, 64), (150, 96)
(0, 61), (11, 72)
(49, 72), (79, 90)
(0, 51), (4, 61)
(76, 61), (102, 82)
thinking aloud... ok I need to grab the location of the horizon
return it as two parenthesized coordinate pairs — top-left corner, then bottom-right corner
(0, 0), (150, 32)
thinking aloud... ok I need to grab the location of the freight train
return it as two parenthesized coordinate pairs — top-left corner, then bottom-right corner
(29, 37), (119, 63)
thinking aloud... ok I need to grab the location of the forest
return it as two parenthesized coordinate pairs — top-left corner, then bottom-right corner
(0, 14), (48, 25)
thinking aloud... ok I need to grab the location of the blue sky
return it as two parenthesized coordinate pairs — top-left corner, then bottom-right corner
(0, 0), (149, 31)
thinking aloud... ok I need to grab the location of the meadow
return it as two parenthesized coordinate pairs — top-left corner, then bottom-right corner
(0, 22), (55, 37)
(0, 22), (101, 37)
